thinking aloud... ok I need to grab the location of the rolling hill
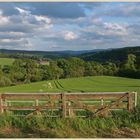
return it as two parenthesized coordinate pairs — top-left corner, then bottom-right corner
(0, 49), (99, 59)
(80, 46), (140, 63)
(1, 46), (140, 62)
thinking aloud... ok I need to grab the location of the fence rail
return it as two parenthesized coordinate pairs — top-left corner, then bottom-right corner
(0, 92), (137, 117)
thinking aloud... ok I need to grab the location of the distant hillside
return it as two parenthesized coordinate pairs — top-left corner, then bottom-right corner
(1, 46), (140, 62)
(79, 46), (140, 63)
(0, 49), (100, 59)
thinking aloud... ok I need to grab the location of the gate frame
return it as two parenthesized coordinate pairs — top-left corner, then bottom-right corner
(0, 92), (137, 117)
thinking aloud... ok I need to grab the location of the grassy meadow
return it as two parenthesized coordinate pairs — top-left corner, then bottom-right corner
(0, 76), (139, 105)
(0, 58), (15, 66)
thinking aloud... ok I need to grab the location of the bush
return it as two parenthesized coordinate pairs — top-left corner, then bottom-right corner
(0, 76), (12, 87)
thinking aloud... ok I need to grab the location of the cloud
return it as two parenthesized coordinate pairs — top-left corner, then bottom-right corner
(15, 7), (31, 15)
(0, 10), (9, 25)
(104, 23), (124, 31)
(0, 3), (86, 19)
(103, 22), (128, 36)
(0, 5), (53, 50)
(0, 2), (140, 51)
(0, 9), (3, 15)
(0, 38), (33, 50)
(0, 7), (53, 32)
(34, 15), (53, 29)
(63, 31), (79, 41)
(91, 17), (103, 25)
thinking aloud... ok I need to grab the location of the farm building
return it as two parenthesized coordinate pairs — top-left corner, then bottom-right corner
(38, 59), (50, 65)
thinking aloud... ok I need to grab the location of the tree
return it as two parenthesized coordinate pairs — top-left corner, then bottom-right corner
(124, 54), (136, 71)
(90, 62), (104, 76)
(119, 54), (137, 78)
(57, 57), (85, 78)
(84, 62), (97, 76)
(9, 59), (42, 83)
(24, 59), (42, 82)
(40, 61), (63, 80)
(57, 59), (70, 78)
(9, 59), (26, 83)
(103, 62), (118, 76)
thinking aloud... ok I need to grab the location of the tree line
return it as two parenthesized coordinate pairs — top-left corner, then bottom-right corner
(0, 54), (139, 87)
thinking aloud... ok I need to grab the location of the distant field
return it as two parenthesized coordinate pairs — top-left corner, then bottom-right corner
(0, 76), (139, 104)
(0, 58), (15, 66)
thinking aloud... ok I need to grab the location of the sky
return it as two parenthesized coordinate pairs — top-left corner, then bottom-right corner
(0, 2), (140, 51)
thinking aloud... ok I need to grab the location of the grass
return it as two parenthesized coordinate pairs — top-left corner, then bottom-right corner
(0, 58), (15, 66)
(0, 108), (140, 138)
(0, 76), (139, 105)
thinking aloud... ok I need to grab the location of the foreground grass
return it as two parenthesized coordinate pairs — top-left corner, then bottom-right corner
(0, 108), (140, 138)
(0, 58), (15, 66)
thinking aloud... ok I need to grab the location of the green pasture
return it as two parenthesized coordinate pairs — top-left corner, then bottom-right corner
(0, 58), (15, 66)
(0, 76), (139, 105)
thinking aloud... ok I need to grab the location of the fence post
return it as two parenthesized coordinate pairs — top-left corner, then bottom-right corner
(0, 95), (4, 114)
(134, 92), (137, 107)
(68, 101), (74, 117)
(5, 99), (8, 113)
(127, 92), (133, 112)
(35, 99), (39, 106)
(61, 93), (66, 118)
(101, 98), (104, 106)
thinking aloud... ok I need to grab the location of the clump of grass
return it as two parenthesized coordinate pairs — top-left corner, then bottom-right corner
(0, 108), (139, 138)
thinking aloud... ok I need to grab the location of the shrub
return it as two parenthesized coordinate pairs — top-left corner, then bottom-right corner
(0, 76), (12, 87)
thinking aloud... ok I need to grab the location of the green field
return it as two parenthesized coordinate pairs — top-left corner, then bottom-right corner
(0, 76), (139, 105)
(0, 76), (140, 138)
(0, 76), (139, 92)
(0, 58), (15, 66)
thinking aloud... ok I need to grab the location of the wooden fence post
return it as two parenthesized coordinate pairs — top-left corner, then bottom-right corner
(68, 101), (74, 117)
(0, 95), (4, 114)
(4, 99), (8, 113)
(61, 93), (66, 118)
(101, 98), (104, 106)
(134, 92), (137, 107)
(127, 92), (133, 112)
(35, 99), (39, 106)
